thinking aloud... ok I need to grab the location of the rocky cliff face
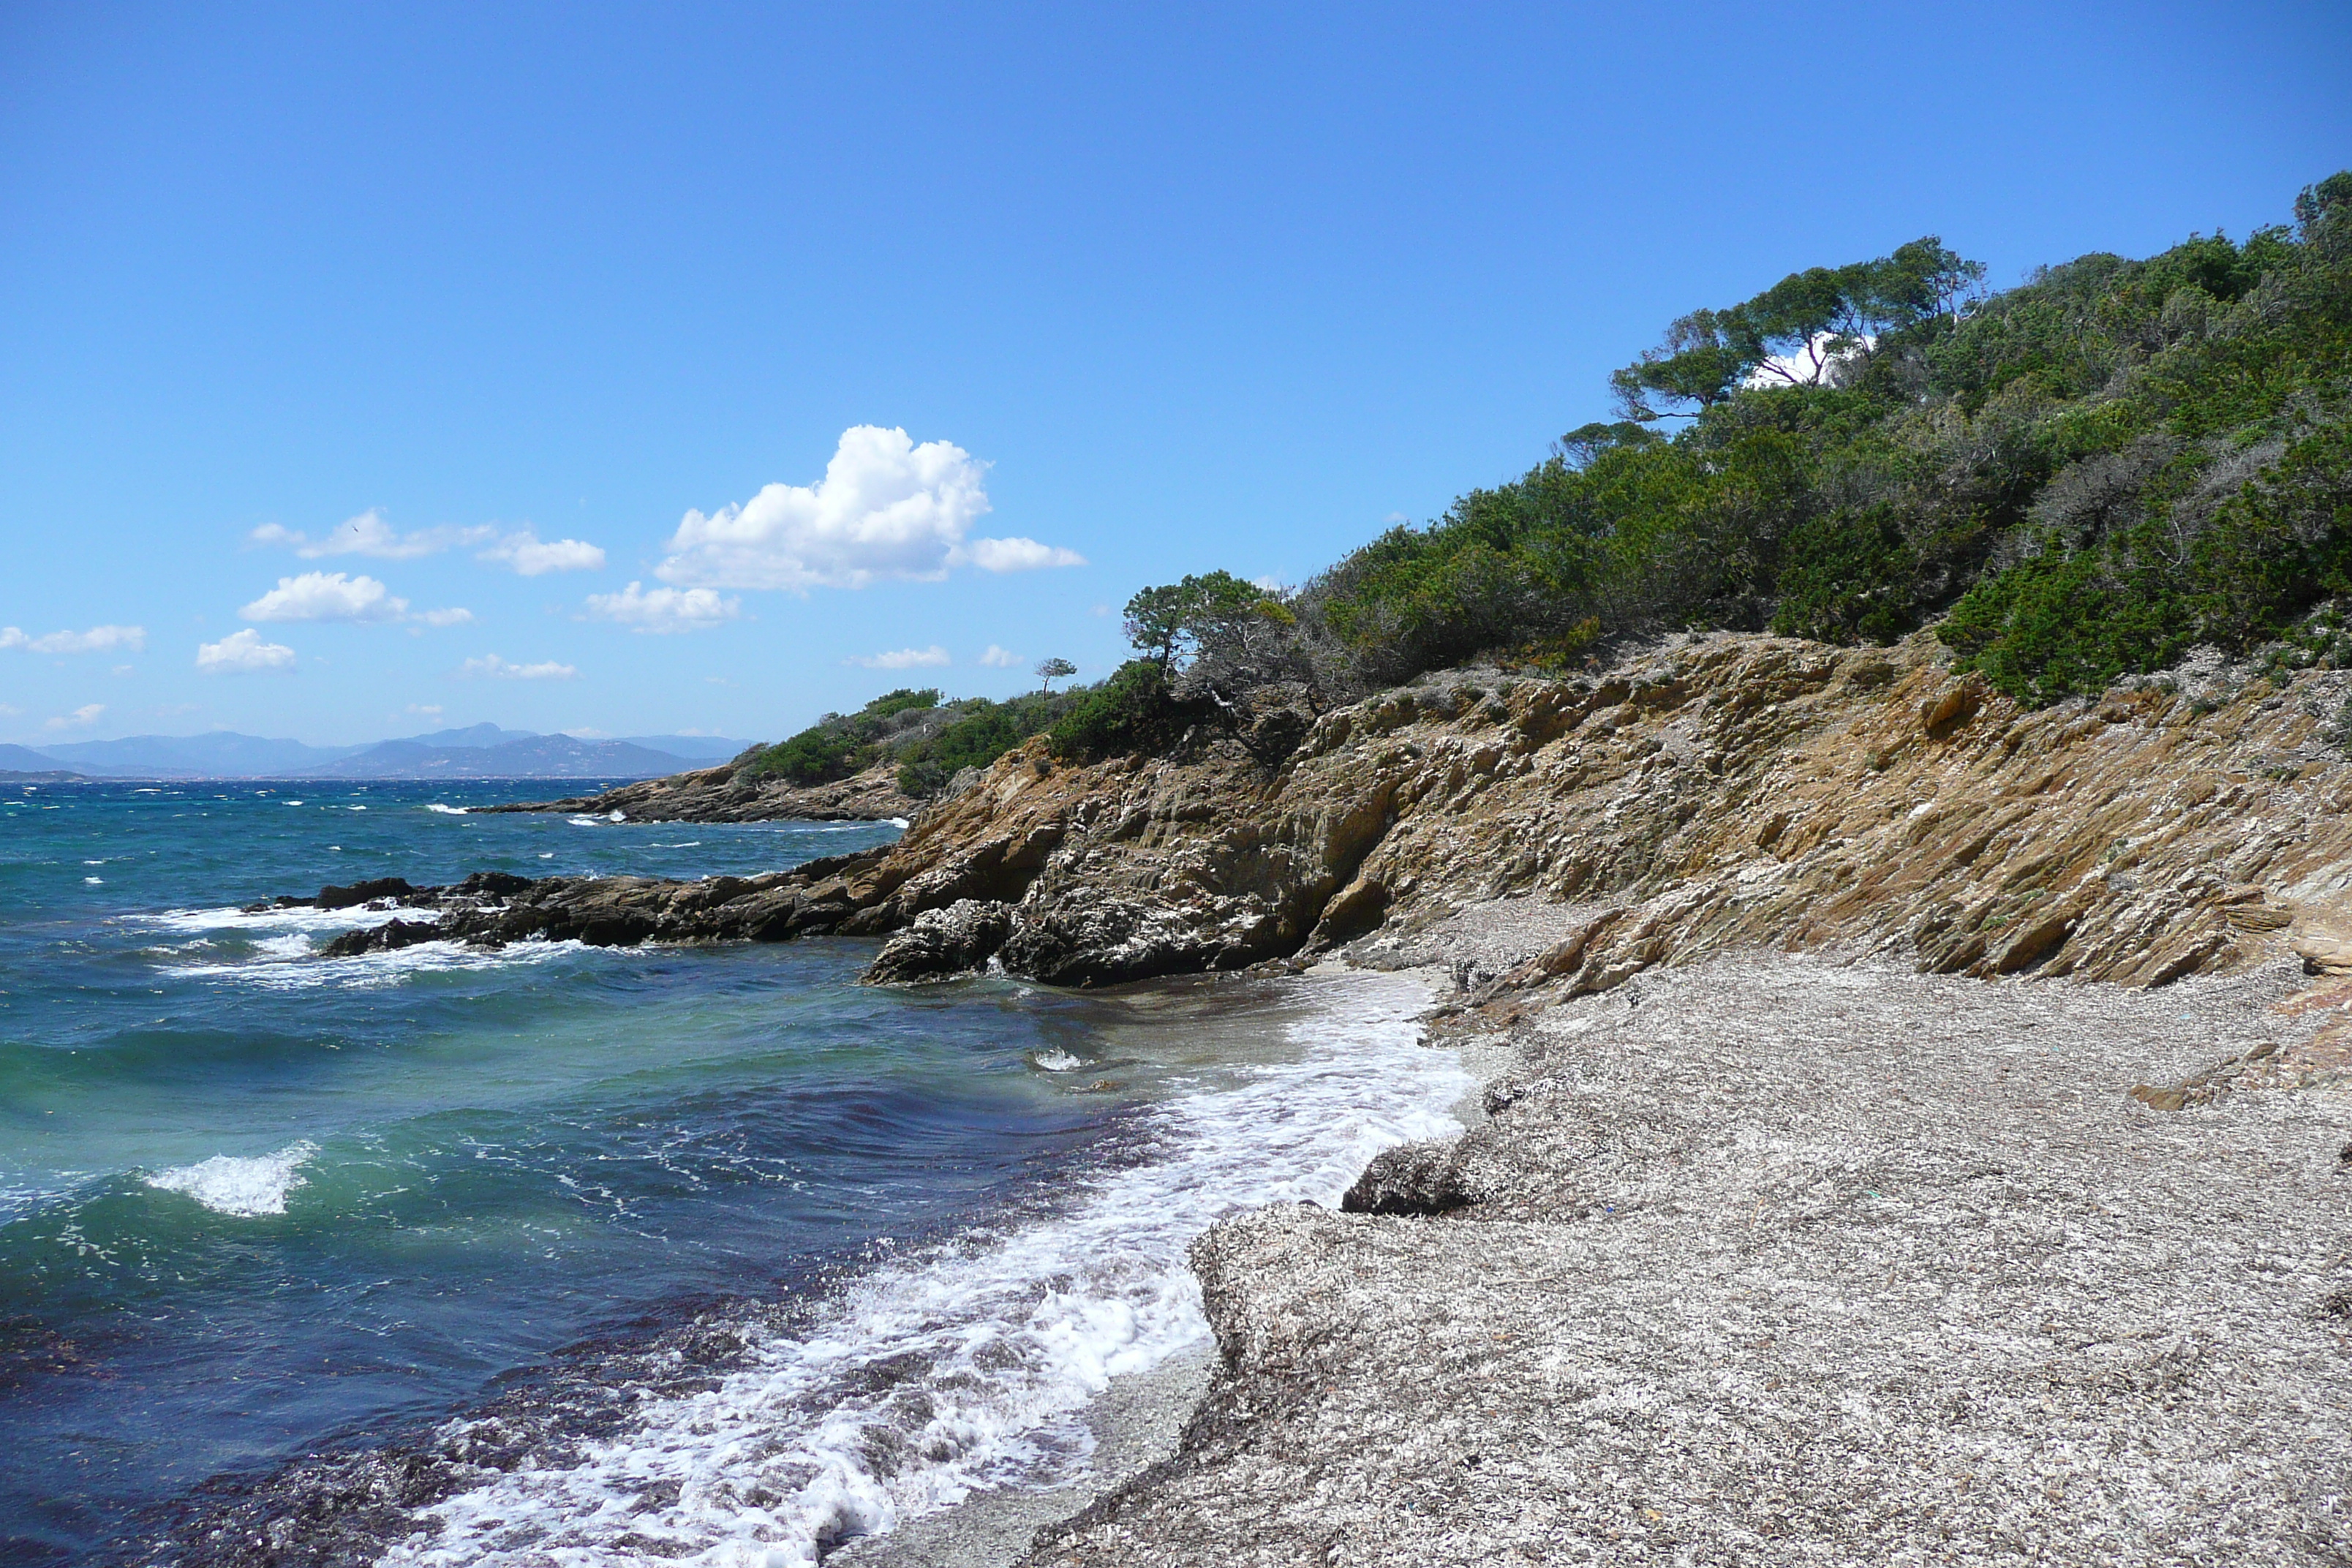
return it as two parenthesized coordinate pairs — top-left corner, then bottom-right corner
(296, 630), (2352, 1001)
(855, 630), (2352, 995)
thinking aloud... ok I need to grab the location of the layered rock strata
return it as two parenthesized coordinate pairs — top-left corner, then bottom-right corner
(855, 629), (2352, 992)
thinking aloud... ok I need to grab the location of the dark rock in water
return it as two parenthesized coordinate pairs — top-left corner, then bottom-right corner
(320, 919), (442, 959)
(454, 870), (534, 899)
(1340, 1139), (1474, 1216)
(864, 899), (1014, 984)
(315, 878), (418, 911)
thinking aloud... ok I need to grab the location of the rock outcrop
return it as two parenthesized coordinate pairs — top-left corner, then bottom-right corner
(274, 851), (893, 955)
(827, 628), (2352, 992)
(477, 761), (919, 824)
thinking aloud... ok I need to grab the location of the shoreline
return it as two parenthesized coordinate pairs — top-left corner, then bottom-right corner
(1016, 910), (2352, 1565)
(832, 959), (1503, 1568)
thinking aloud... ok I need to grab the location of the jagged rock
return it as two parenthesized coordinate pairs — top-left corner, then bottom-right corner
(862, 900), (1014, 984)
(320, 918), (440, 958)
(1339, 1139), (1474, 1215)
(313, 877), (418, 911)
(2292, 911), (2352, 973)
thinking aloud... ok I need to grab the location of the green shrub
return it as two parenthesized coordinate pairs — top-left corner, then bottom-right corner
(1047, 660), (1198, 762)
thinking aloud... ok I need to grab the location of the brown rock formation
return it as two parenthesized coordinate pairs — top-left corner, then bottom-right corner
(857, 630), (2352, 994)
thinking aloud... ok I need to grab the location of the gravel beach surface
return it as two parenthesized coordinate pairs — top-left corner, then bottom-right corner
(1022, 925), (2352, 1565)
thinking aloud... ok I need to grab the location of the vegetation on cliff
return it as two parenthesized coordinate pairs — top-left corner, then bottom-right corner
(1121, 172), (2352, 714)
(731, 683), (1093, 796)
(726, 173), (2351, 798)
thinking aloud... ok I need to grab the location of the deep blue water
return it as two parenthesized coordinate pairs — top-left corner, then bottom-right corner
(0, 779), (1465, 1567)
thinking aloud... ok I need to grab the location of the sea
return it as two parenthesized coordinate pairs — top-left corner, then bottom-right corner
(0, 779), (1467, 1566)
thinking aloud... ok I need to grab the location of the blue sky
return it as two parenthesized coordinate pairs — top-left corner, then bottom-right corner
(3, 1), (2347, 747)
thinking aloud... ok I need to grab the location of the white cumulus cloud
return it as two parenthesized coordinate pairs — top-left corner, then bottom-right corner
(460, 655), (578, 680)
(979, 644), (1022, 668)
(1, 625), (147, 655)
(847, 645), (951, 670)
(197, 629), (298, 674)
(240, 572), (467, 627)
(241, 572), (406, 622)
(250, 510), (488, 561)
(45, 703), (105, 731)
(581, 581), (741, 634)
(655, 426), (1084, 592)
(478, 529), (606, 576)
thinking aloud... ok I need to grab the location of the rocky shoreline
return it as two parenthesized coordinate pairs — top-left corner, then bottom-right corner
(251, 630), (2352, 1560)
(285, 629), (2352, 1001)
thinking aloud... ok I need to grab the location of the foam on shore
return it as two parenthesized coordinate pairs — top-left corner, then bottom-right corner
(377, 969), (1466, 1568)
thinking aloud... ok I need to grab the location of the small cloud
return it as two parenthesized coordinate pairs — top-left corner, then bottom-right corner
(1089, 603), (1110, 617)
(847, 645), (951, 669)
(1382, 511), (1409, 525)
(0, 703), (19, 717)
(479, 529), (606, 576)
(0, 624), (147, 655)
(406, 703), (444, 717)
(412, 608), (475, 627)
(460, 654), (578, 680)
(562, 727), (613, 739)
(250, 510), (489, 561)
(197, 629), (299, 674)
(655, 425), (1083, 592)
(581, 581), (742, 633)
(111, 664), (134, 676)
(979, 644), (1022, 668)
(960, 537), (1087, 572)
(45, 703), (105, 731)
(1251, 573), (1286, 592)
(242, 571), (406, 622)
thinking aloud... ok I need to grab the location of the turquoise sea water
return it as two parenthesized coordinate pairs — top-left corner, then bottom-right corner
(0, 780), (1465, 1566)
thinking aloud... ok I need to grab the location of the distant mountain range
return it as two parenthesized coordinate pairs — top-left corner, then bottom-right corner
(1, 726), (749, 780)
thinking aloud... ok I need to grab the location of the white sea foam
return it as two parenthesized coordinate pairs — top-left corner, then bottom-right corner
(1030, 1047), (1085, 1072)
(182, 936), (584, 991)
(423, 803), (468, 815)
(132, 903), (442, 938)
(568, 816), (604, 828)
(380, 970), (1464, 1568)
(146, 1140), (319, 1217)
